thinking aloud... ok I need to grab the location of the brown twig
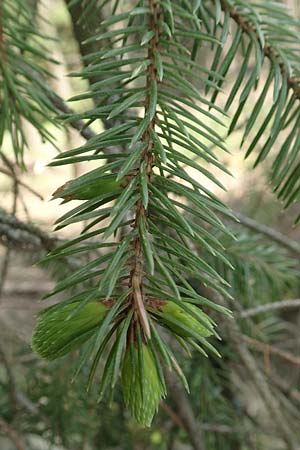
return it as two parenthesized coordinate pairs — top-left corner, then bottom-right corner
(238, 299), (300, 318)
(242, 336), (300, 366)
(128, 0), (161, 340)
(160, 401), (186, 429)
(231, 211), (300, 256)
(0, 166), (44, 200)
(0, 207), (56, 252)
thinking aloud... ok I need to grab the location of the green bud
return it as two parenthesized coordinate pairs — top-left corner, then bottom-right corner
(52, 174), (122, 202)
(122, 344), (165, 427)
(160, 301), (214, 339)
(31, 302), (108, 360)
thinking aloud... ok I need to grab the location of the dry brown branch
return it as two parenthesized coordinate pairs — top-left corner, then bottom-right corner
(160, 401), (186, 429)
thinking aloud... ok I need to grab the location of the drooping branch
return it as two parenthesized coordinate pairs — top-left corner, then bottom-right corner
(220, 0), (300, 99)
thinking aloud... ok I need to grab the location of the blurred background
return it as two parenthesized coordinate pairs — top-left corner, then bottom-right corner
(1, 1), (300, 449)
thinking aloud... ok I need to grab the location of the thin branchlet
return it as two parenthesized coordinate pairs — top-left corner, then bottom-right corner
(128, 0), (161, 340)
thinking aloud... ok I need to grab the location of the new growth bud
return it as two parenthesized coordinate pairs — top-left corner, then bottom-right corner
(31, 301), (108, 360)
(52, 174), (122, 202)
(122, 343), (166, 427)
(160, 301), (214, 339)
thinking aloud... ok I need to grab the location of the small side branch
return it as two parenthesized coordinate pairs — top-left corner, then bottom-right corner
(232, 211), (300, 256)
(242, 336), (300, 366)
(220, 0), (300, 99)
(0, 207), (56, 252)
(238, 299), (300, 318)
(48, 93), (96, 141)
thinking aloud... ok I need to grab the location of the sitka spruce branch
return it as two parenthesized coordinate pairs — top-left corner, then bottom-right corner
(33, 0), (233, 427)
(30, 0), (300, 428)
(0, 0), (59, 165)
(204, 0), (300, 219)
(219, 0), (300, 98)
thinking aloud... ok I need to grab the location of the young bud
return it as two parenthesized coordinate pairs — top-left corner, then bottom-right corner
(52, 175), (122, 202)
(160, 301), (214, 339)
(122, 344), (165, 427)
(32, 302), (108, 360)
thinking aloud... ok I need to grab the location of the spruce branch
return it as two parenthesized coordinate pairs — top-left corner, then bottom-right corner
(220, 0), (300, 99)
(48, 93), (96, 141)
(36, 0), (232, 426)
(0, 0), (59, 165)
(128, 0), (161, 341)
(203, 0), (300, 214)
(29, 0), (300, 429)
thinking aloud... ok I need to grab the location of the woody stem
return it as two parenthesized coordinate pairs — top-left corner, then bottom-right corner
(129, 0), (160, 339)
